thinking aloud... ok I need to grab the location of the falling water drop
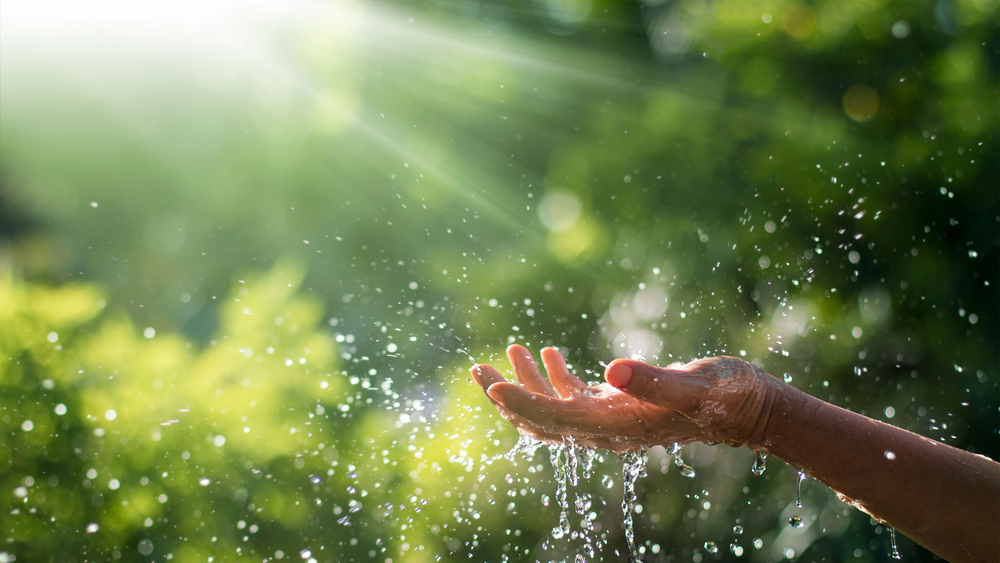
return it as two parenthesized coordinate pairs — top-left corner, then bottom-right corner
(796, 470), (807, 507)
(673, 453), (696, 478)
(788, 515), (803, 528)
(621, 450), (647, 563)
(704, 541), (718, 553)
(565, 439), (580, 487)
(579, 447), (597, 479)
(889, 527), (901, 559)
(733, 525), (743, 534)
(753, 538), (763, 549)
(547, 444), (571, 539)
(751, 451), (767, 475)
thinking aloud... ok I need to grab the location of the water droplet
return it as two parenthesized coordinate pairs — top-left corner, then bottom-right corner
(788, 515), (803, 528)
(704, 541), (718, 554)
(751, 451), (767, 475)
(889, 527), (901, 559)
(198, 478), (211, 487)
(674, 454), (696, 478)
(783, 373), (793, 383)
(733, 525), (743, 535)
(601, 474), (614, 489)
(753, 538), (763, 549)
(86, 523), (100, 533)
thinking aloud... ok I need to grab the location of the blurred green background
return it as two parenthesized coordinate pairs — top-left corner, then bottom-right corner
(1, 0), (997, 562)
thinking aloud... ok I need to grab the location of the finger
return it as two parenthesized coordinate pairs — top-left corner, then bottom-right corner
(473, 365), (531, 421)
(487, 382), (617, 433)
(471, 364), (509, 390)
(470, 365), (484, 387)
(605, 359), (701, 414)
(507, 345), (557, 397)
(540, 347), (587, 398)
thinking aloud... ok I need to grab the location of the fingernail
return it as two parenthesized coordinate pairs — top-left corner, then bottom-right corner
(487, 388), (506, 406)
(606, 363), (633, 387)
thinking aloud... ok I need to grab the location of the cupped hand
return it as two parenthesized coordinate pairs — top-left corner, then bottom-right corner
(470, 345), (776, 453)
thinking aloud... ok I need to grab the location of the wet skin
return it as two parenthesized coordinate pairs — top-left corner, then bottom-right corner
(470, 345), (775, 454)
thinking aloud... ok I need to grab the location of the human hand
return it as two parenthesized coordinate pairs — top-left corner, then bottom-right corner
(470, 345), (777, 453)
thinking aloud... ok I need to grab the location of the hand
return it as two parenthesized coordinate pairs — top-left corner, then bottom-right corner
(470, 345), (777, 453)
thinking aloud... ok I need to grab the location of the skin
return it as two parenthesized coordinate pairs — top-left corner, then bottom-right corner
(471, 345), (1000, 563)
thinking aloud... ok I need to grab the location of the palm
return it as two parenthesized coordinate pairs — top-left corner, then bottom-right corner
(471, 346), (700, 453)
(472, 346), (771, 453)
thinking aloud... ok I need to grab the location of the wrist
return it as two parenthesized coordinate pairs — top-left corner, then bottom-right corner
(739, 363), (785, 451)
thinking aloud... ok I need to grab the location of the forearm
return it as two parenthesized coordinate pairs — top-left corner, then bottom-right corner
(753, 377), (1000, 563)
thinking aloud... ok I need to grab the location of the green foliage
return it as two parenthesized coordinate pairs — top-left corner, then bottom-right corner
(0, 0), (997, 561)
(1, 263), (345, 560)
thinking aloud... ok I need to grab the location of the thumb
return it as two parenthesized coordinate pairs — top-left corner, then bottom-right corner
(604, 359), (701, 414)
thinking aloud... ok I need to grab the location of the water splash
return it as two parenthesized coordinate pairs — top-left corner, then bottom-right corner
(520, 441), (607, 561)
(548, 443), (572, 539)
(579, 447), (597, 479)
(621, 450), (647, 563)
(889, 527), (901, 559)
(573, 491), (599, 561)
(751, 451), (767, 475)
(505, 434), (544, 462)
(796, 470), (806, 507)
(565, 438), (581, 487)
